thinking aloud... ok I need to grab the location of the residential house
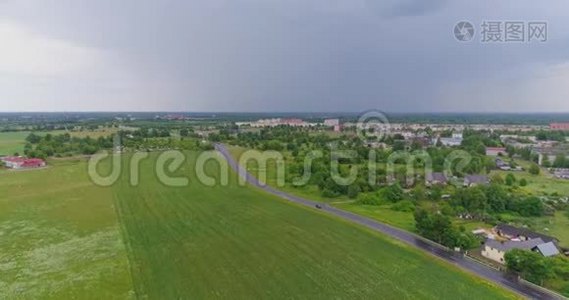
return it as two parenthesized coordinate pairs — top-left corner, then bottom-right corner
(323, 119), (340, 127)
(486, 147), (506, 157)
(463, 175), (490, 187)
(482, 238), (547, 264)
(495, 158), (510, 170)
(534, 242), (561, 257)
(553, 169), (569, 180)
(495, 158), (522, 171)
(411, 137), (432, 148)
(550, 123), (569, 131)
(0, 156), (46, 169)
(436, 136), (462, 147)
(452, 133), (463, 139)
(495, 224), (559, 244)
(426, 172), (448, 186)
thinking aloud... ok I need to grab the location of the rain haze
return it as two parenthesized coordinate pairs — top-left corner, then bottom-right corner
(0, 0), (568, 112)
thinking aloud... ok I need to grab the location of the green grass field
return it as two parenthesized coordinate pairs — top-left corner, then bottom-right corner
(491, 169), (569, 196)
(113, 151), (516, 299)
(0, 158), (133, 298)
(0, 131), (33, 156)
(0, 151), (519, 298)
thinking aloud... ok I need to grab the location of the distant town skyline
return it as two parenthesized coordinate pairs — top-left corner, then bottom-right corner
(0, 0), (568, 112)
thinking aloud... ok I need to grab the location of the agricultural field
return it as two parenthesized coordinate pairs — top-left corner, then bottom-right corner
(112, 151), (517, 298)
(0, 131), (33, 156)
(0, 150), (520, 298)
(0, 158), (133, 298)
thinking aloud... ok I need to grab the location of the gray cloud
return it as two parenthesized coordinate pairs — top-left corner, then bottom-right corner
(365, 0), (448, 18)
(0, 0), (568, 112)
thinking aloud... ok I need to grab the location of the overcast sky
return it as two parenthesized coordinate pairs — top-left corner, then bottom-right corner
(0, 0), (568, 112)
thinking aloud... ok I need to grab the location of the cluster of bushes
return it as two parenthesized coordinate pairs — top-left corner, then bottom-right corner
(450, 184), (545, 218)
(414, 208), (481, 250)
(355, 181), (545, 219)
(129, 128), (171, 138)
(505, 249), (569, 292)
(24, 133), (113, 158)
(118, 130), (212, 151)
(356, 183), (405, 205)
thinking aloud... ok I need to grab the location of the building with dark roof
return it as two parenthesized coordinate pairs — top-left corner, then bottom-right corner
(426, 172), (448, 186)
(463, 175), (490, 187)
(482, 238), (547, 264)
(495, 224), (559, 244)
(486, 147), (506, 157)
(534, 242), (560, 257)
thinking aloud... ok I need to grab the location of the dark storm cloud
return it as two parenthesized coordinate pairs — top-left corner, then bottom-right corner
(365, 0), (448, 18)
(0, 0), (568, 112)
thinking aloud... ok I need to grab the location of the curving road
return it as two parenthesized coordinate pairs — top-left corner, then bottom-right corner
(215, 143), (562, 300)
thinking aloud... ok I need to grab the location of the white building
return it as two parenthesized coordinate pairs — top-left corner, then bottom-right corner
(482, 238), (560, 264)
(323, 119), (340, 127)
(435, 137), (463, 147)
(482, 238), (545, 264)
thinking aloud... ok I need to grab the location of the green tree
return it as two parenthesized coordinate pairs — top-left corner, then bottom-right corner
(515, 197), (544, 217)
(411, 185), (426, 201)
(428, 185), (443, 201)
(519, 178), (528, 187)
(452, 187), (487, 215)
(554, 154), (567, 168)
(505, 249), (553, 285)
(484, 184), (507, 213)
(392, 200), (415, 212)
(357, 193), (382, 205)
(506, 145), (516, 158)
(505, 173), (516, 186)
(347, 185), (361, 199)
(491, 174), (504, 185)
(25, 133), (41, 144)
(382, 183), (404, 202)
(529, 163), (541, 175)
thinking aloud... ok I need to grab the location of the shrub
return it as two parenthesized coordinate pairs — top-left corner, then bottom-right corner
(347, 185), (361, 199)
(505, 173), (517, 186)
(357, 193), (383, 205)
(529, 163), (540, 175)
(392, 200), (415, 212)
(382, 183), (404, 202)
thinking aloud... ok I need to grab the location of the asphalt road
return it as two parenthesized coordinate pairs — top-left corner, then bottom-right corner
(215, 143), (562, 300)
